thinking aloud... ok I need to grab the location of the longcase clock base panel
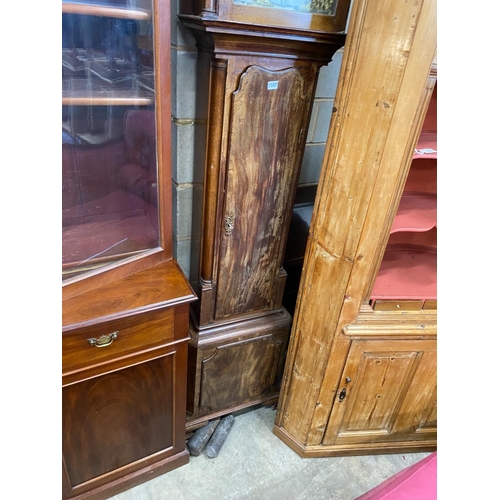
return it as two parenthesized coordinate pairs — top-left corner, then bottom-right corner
(186, 308), (291, 429)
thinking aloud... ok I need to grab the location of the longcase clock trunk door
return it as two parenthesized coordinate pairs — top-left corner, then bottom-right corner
(215, 66), (307, 319)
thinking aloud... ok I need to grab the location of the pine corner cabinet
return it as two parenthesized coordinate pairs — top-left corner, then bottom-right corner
(179, 0), (352, 429)
(62, 1), (196, 498)
(273, 0), (438, 457)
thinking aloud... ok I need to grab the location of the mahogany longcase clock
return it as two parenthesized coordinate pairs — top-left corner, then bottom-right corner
(179, 0), (351, 429)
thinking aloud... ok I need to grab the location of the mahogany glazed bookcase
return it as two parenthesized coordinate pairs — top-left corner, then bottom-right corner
(61, 1), (196, 498)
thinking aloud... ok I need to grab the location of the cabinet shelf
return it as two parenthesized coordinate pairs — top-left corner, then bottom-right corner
(62, 210), (158, 270)
(62, 78), (154, 105)
(62, 1), (151, 20)
(391, 193), (436, 234)
(373, 82), (437, 304)
(371, 246), (437, 301)
(62, 189), (159, 277)
(413, 132), (436, 159)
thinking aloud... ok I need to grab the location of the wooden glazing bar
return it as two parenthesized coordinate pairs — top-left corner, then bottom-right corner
(154, 0), (173, 257)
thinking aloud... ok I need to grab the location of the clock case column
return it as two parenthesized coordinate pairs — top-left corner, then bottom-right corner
(181, 16), (345, 428)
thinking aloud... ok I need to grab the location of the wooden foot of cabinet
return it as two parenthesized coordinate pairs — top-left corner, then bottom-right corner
(186, 309), (291, 429)
(272, 424), (436, 458)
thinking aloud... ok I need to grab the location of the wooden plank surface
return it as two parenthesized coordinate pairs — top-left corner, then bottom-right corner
(63, 260), (196, 330)
(215, 66), (308, 319)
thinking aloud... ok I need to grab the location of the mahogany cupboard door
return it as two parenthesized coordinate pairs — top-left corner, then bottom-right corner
(62, 344), (187, 499)
(322, 339), (437, 447)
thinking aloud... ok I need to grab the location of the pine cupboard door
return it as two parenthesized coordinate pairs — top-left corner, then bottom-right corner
(323, 339), (437, 447)
(214, 65), (308, 320)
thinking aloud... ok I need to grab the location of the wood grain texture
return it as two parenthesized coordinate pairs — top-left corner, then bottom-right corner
(63, 342), (189, 499)
(64, 451), (189, 500)
(193, 57), (320, 327)
(189, 0), (352, 34)
(187, 309), (291, 421)
(197, 58), (229, 326)
(200, 335), (282, 411)
(154, 0), (174, 257)
(215, 66), (307, 319)
(63, 355), (174, 486)
(62, 307), (174, 373)
(364, 80), (437, 302)
(181, 13), (344, 432)
(62, 2), (195, 497)
(275, 0), (437, 452)
(323, 339), (436, 445)
(200, 58), (228, 285)
(273, 424), (436, 458)
(63, 260), (196, 330)
(185, 24), (342, 329)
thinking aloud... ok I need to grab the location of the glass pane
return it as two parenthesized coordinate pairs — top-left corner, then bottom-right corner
(62, 0), (159, 281)
(232, 0), (338, 16)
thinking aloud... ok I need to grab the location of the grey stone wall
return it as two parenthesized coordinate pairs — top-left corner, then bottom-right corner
(170, 4), (344, 280)
(170, 2), (199, 277)
(299, 48), (344, 186)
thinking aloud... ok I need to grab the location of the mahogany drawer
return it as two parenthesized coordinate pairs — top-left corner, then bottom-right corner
(62, 307), (176, 374)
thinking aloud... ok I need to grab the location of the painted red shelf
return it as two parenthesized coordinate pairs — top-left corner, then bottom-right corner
(371, 247), (437, 301)
(413, 132), (437, 159)
(391, 194), (436, 233)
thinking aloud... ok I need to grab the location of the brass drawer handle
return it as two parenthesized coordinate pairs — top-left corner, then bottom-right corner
(87, 332), (118, 348)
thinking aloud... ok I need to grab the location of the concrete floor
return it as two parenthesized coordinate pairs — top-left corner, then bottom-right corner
(110, 406), (430, 500)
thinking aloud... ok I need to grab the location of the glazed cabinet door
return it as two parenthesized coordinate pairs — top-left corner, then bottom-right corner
(62, 0), (171, 284)
(323, 339), (437, 447)
(214, 65), (308, 320)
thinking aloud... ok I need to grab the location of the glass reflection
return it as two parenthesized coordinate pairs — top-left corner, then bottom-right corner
(232, 0), (337, 15)
(62, 0), (159, 281)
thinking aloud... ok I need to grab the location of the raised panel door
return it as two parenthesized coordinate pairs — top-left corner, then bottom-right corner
(199, 334), (283, 413)
(62, 348), (185, 497)
(323, 339), (437, 446)
(63, 355), (174, 486)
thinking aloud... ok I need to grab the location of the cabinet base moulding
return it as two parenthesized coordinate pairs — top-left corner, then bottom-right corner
(272, 425), (436, 458)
